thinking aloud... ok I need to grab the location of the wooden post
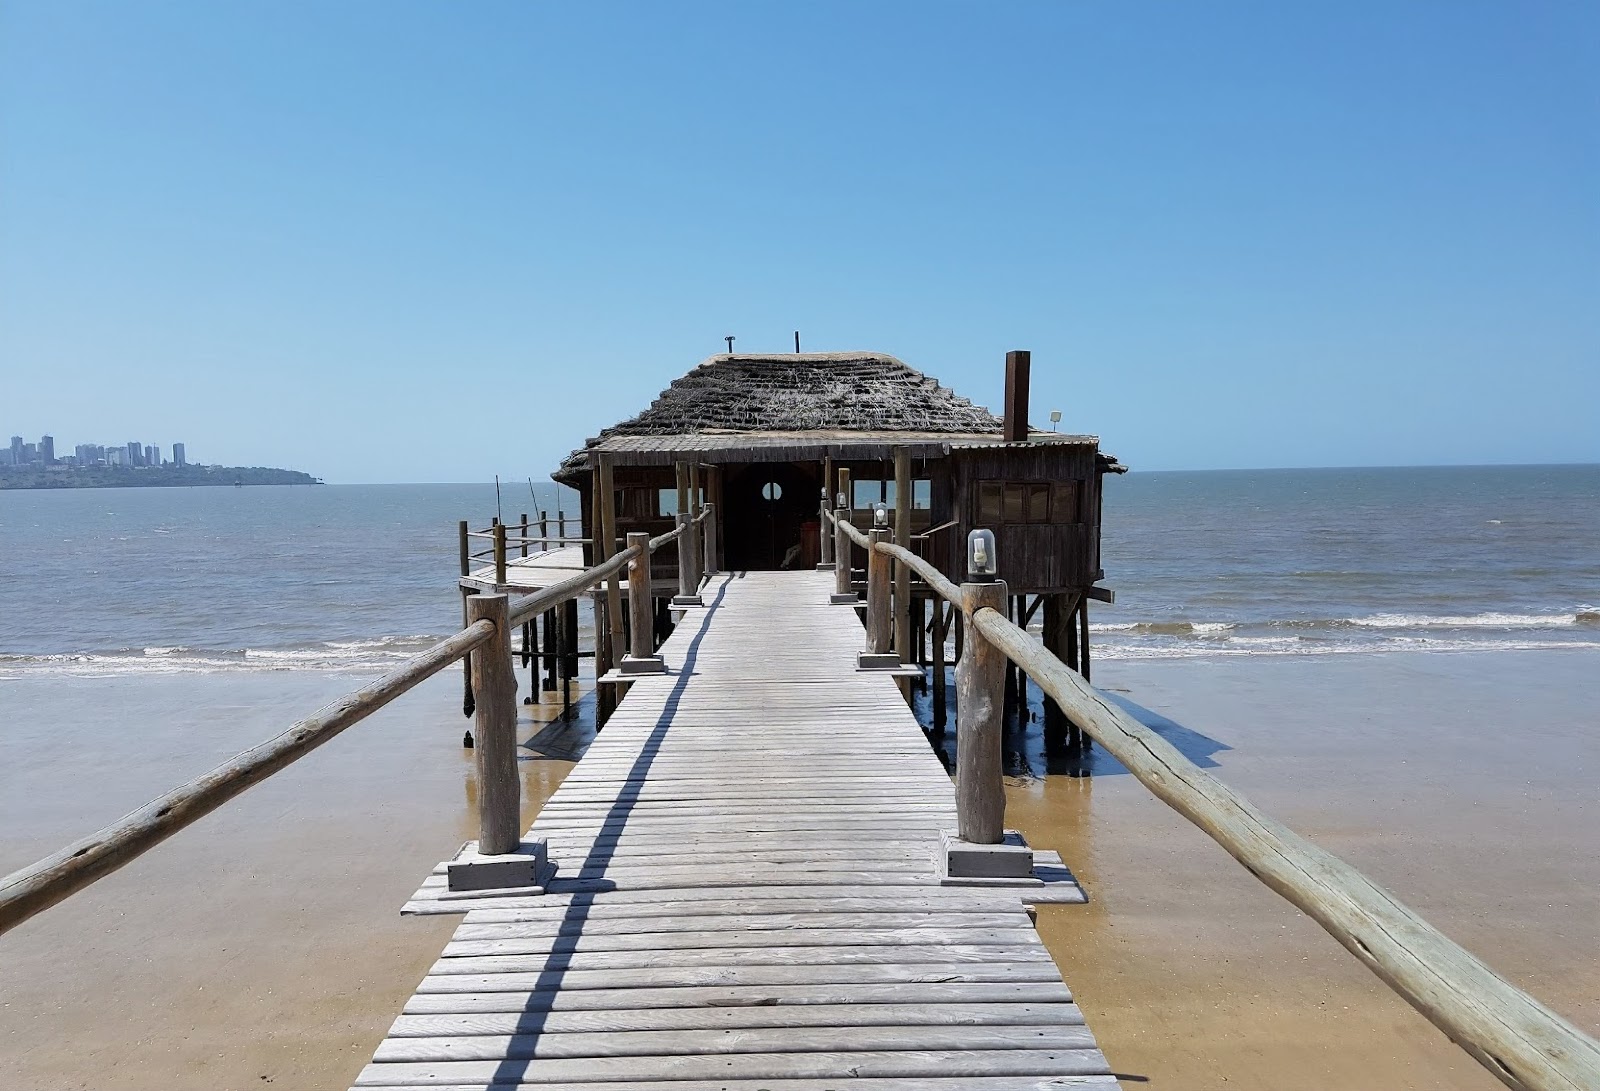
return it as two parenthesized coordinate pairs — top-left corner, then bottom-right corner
(957, 580), (1008, 843)
(702, 502), (719, 576)
(1043, 592), (1076, 745)
(466, 593), (520, 855)
(458, 521), (475, 718)
(833, 501), (852, 598)
(627, 531), (653, 659)
(493, 523), (508, 586)
(819, 456), (834, 567)
(541, 607), (556, 692)
(688, 463), (703, 588)
(866, 528), (891, 653)
(519, 513), (529, 559)
(932, 601), (948, 729)
(598, 455), (626, 670)
(1079, 597), (1092, 684)
(539, 510), (548, 551)
(591, 468), (616, 723)
(675, 513), (698, 601)
(893, 447), (912, 664)
(708, 465), (724, 572)
(557, 509), (566, 541)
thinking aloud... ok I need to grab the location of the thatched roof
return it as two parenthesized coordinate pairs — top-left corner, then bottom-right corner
(556, 352), (1023, 481)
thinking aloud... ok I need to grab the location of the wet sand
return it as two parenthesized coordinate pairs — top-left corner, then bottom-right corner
(2, 650), (1596, 1089)
(1007, 650), (1600, 1090)
(0, 670), (590, 1090)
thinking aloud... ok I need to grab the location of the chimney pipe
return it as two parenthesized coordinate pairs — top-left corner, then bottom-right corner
(1003, 350), (1031, 444)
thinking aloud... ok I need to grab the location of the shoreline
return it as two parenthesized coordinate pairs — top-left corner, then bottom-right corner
(0, 649), (1594, 1089)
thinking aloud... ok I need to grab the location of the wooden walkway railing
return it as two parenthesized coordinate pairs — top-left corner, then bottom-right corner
(823, 506), (1600, 1091)
(0, 513), (710, 936)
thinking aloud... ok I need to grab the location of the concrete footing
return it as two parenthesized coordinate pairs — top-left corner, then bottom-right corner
(620, 653), (666, 675)
(941, 829), (1035, 879)
(446, 838), (549, 892)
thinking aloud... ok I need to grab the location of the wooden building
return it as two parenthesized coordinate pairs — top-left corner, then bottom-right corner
(554, 350), (1122, 734)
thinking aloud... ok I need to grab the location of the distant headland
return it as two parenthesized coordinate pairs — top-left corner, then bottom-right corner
(1, 464), (321, 489)
(2, 433), (320, 489)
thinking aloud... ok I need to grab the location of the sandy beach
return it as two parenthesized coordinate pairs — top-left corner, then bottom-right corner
(1, 648), (1595, 1089)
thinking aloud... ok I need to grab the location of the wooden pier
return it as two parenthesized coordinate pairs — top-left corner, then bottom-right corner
(366, 568), (1109, 1088)
(5, 350), (1597, 1091)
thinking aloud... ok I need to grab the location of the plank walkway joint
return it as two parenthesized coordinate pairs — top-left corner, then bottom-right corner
(362, 570), (1113, 1089)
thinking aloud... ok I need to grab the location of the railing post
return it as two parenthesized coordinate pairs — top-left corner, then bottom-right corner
(866, 529), (891, 653)
(702, 502), (719, 576)
(672, 514), (702, 606)
(519, 513), (529, 559)
(538, 510), (548, 551)
(466, 593), (520, 855)
(831, 502), (854, 603)
(493, 523), (508, 586)
(955, 579), (1008, 844)
(458, 520), (474, 719)
(818, 493), (834, 568)
(893, 446), (912, 666)
(624, 531), (666, 674)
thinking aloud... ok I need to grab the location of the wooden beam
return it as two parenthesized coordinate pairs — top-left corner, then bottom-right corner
(1003, 350), (1031, 444)
(866, 528), (891, 654)
(467, 594), (520, 855)
(893, 447), (912, 666)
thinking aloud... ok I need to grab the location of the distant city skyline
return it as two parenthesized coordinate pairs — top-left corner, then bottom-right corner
(3, 431), (191, 470)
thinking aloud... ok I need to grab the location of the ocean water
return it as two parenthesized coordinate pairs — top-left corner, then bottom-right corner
(1, 465), (1596, 675)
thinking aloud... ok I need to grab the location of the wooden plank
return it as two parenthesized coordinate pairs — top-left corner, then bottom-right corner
(371, 1023), (1099, 1062)
(415, 961), (1064, 994)
(402, 980), (1076, 1014)
(429, 944), (1056, 975)
(385, 1002), (1086, 1037)
(354, 1076), (1121, 1091)
(353, 1048), (1111, 1085)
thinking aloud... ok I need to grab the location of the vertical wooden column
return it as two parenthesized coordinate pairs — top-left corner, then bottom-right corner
(1079, 597), (1092, 684)
(597, 455), (626, 669)
(818, 456), (834, 567)
(458, 520), (475, 718)
(866, 528), (891, 653)
(1043, 593), (1077, 746)
(590, 468), (616, 723)
(467, 593), (520, 855)
(561, 598), (578, 714)
(708, 465), (724, 573)
(956, 580), (1008, 844)
(541, 607), (556, 692)
(493, 523), (508, 586)
(627, 532), (654, 659)
(893, 447), (912, 663)
(702, 502), (719, 577)
(539, 510), (548, 551)
(833, 504), (852, 599)
(688, 462), (703, 587)
(932, 601), (948, 729)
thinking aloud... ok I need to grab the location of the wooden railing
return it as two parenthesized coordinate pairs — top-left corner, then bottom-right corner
(0, 520), (703, 937)
(822, 507), (1600, 1091)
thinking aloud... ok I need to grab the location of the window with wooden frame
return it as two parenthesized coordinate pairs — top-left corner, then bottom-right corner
(974, 479), (1084, 525)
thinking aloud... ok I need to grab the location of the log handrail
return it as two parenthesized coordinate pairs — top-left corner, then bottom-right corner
(0, 621), (494, 937)
(870, 534), (1600, 1091)
(0, 528), (692, 939)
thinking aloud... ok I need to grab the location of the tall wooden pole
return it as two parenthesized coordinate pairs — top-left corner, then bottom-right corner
(818, 456), (834, 567)
(467, 593), (520, 855)
(702, 502), (718, 576)
(627, 531), (654, 661)
(956, 579), (1008, 844)
(866, 528), (891, 653)
(833, 501), (852, 599)
(932, 601), (948, 729)
(597, 455), (626, 670)
(590, 468), (615, 723)
(458, 520), (474, 718)
(893, 447), (912, 663)
(493, 523), (508, 587)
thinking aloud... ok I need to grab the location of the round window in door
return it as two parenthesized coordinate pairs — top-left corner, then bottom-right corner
(762, 482), (783, 501)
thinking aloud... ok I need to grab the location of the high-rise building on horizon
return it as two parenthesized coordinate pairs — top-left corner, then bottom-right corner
(9, 436), (22, 465)
(173, 442), (187, 467)
(127, 441), (142, 467)
(145, 444), (158, 467)
(41, 435), (55, 464)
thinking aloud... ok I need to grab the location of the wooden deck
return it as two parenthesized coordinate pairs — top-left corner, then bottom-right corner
(357, 570), (1115, 1089)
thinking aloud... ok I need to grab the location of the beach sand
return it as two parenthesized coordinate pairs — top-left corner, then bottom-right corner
(1, 649), (1595, 1089)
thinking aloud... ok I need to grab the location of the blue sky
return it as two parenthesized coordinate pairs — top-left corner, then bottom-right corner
(2, 2), (1595, 482)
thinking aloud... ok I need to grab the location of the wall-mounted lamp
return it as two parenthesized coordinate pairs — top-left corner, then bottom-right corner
(967, 528), (998, 581)
(836, 491), (848, 510)
(873, 502), (889, 527)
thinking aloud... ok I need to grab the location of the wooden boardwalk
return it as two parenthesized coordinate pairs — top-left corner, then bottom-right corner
(357, 570), (1115, 1089)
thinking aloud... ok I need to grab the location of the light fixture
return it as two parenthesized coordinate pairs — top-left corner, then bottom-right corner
(873, 502), (889, 527)
(967, 528), (998, 581)
(836, 491), (848, 510)
(1050, 410), (1062, 432)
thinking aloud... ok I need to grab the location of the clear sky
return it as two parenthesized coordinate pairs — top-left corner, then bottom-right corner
(1, 2), (1595, 482)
